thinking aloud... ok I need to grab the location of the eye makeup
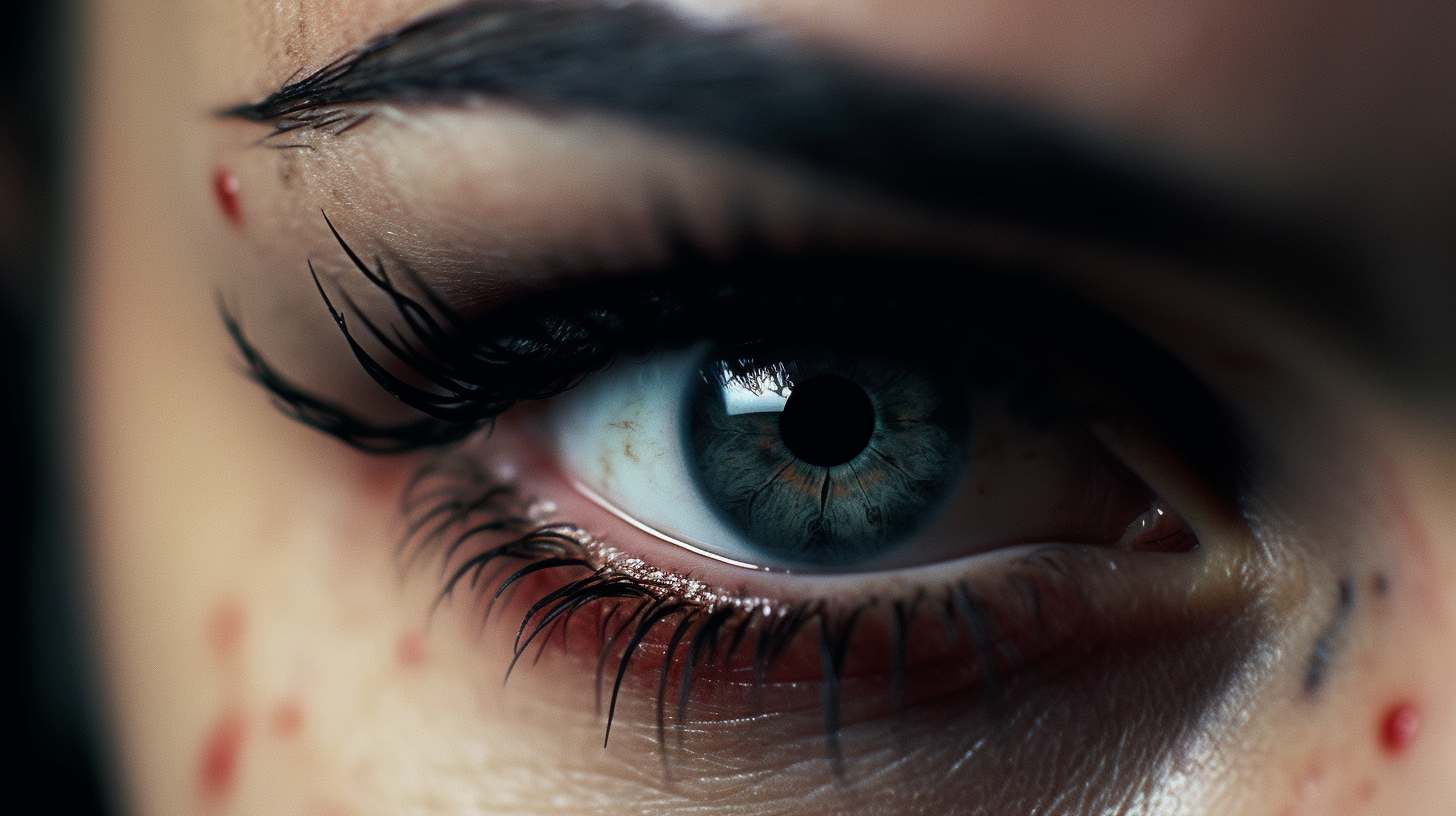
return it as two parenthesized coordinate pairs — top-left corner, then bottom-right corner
(225, 200), (1275, 799)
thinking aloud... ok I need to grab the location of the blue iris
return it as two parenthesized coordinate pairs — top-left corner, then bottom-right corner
(684, 351), (971, 569)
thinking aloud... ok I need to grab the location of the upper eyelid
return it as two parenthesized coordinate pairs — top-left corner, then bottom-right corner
(229, 205), (1246, 515)
(221, 0), (1312, 270)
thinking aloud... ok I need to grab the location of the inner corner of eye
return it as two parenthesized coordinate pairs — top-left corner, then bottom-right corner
(537, 338), (1199, 577)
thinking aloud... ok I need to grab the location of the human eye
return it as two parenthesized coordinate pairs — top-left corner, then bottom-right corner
(205, 2), (1401, 813)
(224, 158), (1265, 813)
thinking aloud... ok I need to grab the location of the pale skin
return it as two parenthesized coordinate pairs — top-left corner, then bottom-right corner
(80, 1), (1456, 814)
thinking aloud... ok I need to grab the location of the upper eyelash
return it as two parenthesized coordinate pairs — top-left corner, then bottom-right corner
(224, 208), (1015, 453)
(225, 204), (1246, 504)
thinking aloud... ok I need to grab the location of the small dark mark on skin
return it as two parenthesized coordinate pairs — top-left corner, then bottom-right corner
(1304, 577), (1356, 694)
(1371, 572), (1389, 597)
(277, 150), (298, 189)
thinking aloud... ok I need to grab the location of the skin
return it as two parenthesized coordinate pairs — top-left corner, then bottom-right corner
(79, 0), (1456, 814)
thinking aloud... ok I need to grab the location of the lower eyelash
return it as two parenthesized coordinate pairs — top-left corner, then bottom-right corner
(400, 449), (1106, 765)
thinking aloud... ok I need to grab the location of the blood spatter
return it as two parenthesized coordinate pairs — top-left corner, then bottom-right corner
(199, 710), (245, 802)
(396, 632), (427, 670)
(209, 601), (245, 665)
(272, 701), (304, 739)
(212, 169), (243, 228)
(1380, 701), (1420, 756)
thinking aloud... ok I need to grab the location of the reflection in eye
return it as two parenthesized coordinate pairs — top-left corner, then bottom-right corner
(228, 212), (1262, 804)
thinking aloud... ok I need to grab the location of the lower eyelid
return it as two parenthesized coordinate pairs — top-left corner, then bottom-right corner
(405, 409), (1264, 759)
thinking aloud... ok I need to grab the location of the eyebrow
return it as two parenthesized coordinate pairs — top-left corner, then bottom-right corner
(224, 0), (1336, 272)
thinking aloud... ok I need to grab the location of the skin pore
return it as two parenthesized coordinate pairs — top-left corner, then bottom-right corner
(80, 1), (1456, 814)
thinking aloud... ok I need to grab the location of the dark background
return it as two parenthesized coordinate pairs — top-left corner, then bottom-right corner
(3, 0), (110, 811)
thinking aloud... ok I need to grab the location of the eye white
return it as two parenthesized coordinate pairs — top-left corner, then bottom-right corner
(544, 343), (775, 568)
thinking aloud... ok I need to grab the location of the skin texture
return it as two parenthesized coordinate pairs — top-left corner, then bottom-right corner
(79, 0), (1456, 814)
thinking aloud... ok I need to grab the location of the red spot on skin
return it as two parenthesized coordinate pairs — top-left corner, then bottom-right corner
(346, 452), (418, 507)
(199, 710), (245, 802)
(1356, 779), (1377, 803)
(1380, 701), (1420, 756)
(396, 632), (427, 670)
(212, 168), (243, 227)
(272, 701), (304, 739)
(209, 601), (245, 664)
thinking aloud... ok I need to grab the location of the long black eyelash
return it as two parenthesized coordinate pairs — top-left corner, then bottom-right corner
(227, 206), (1247, 516)
(403, 455), (1040, 762)
(222, 302), (472, 453)
(222, 207), (1009, 455)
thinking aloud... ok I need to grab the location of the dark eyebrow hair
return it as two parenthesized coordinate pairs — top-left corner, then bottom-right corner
(224, 0), (1337, 272)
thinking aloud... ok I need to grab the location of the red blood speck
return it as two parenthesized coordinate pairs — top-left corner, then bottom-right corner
(357, 456), (415, 503)
(1380, 702), (1420, 756)
(209, 601), (245, 664)
(212, 169), (243, 227)
(199, 710), (245, 802)
(1356, 779), (1377, 803)
(396, 632), (427, 670)
(272, 701), (304, 739)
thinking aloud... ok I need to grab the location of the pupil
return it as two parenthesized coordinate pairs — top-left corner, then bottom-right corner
(778, 375), (876, 467)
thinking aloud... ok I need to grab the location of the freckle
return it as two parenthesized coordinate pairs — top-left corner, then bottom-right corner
(396, 632), (427, 670)
(1356, 779), (1376, 802)
(209, 601), (245, 664)
(272, 701), (304, 739)
(199, 710), (245, 802)
(1371, 572), (1390, 597)
(1380, 701), (1420, 756)
(277, 150), (298, 188)
(211, 168), (243, 228)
